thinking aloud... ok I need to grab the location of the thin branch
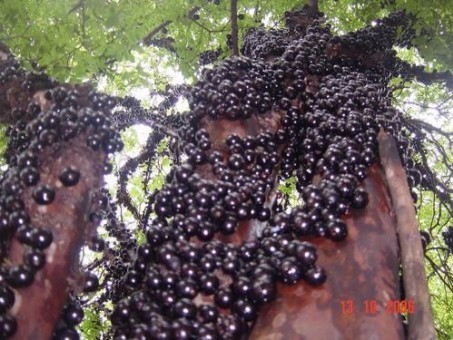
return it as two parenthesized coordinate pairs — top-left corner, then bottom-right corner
(414, 68), (453, 90)
(68, 0), (85, 14)
(425, 255), (453, 292)
(116, 130), (164, 222)
(230, 0), (239, 56)
(143, 20), (172, 46)
(407, 118), (453, 138)
(192, 19), (228, 34)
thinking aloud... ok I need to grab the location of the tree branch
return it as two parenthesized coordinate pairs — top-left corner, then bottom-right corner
(0, 51), (121, 338)
(308, 0), (319, 11)
(230, 0), (239, 56)
(117, 130), (164, 222)
(378, 130), (437, 340)
(9, 133), (107, 340)
(407, 118), (453, 138)
(143, 20), (172, 46)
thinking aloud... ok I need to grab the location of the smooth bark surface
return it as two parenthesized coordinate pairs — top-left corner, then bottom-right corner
(378, 130), (436, 340)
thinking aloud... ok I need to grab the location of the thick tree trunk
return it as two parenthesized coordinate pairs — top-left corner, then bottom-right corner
(10, 135), (106, 340)
(250, 165), (404, 339)
(0, 53), (114, 339)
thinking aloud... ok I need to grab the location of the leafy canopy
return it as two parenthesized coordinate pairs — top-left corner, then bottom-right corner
(1, 0), (452, 86)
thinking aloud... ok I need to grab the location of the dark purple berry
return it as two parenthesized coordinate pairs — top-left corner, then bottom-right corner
(63, 302), (84, 326)
(0, 285), (15, 312)
(23, 248), (46, 269)
(7, 264), (35, 288)
(59, 166), (80, 186)
(32, 185), (55, 205)
(83, 272), (99, 293)
(0, 314), (17, 338)
(304, 266), (327, 286)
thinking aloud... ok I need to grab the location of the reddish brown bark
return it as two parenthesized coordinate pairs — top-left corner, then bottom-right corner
(250, 165), (404, 339)
(378, 131), (436, 340)
(8, 135), (106, 340)
(0, 54), (107, 338)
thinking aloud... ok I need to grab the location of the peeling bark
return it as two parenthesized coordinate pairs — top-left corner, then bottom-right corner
(9, 135), (106, 339)
(250, 166), (404, 339)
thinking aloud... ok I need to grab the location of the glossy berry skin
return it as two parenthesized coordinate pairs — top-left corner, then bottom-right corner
(304, 266), (327, 286)
(0, 314), (17, 338)
(173, 298), (197, 319)
(0, 285), (15, 312)
(32, 185), (56, 205)
(199, 304), (219, 323)
(351, 189), (369, 209)
(53, 327), (80, 340)
(176, 279), (198, 299)
(7, 265), (35, 288)
(111, 300), (132, 324)
(16, 226), (33, 245)
(172, 320), (193, 339)
(83, 272), (99, 293)
(23, 248), (46, 270)
(251, 279), (276, 304)
(63, 303), (84, 326)
(0, 17), (425, 340)
(19, 167), (40, 186)
(279, 257), (302, 284)
(295, 242), (318, 267)
(59, 166), (80, 186)
(199, 273), (219, 295)
(233, 276), (252, 297)
(17, 152), (38, 168)
(233, 299), (257, 321)
(214, 288), (234, 308)
(30, 228), (53, 250)
(327, 219), (348, 242)
(87, 135), (102, 150)
(124, 270), (142, 290)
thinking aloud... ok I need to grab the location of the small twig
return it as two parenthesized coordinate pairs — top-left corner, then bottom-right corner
(230, 0), (239, 56)
(68, 0), (85, 14)
(424, 255), (453, 292)
(191, 19), (228, 34)
(407, 118), (453, 138)
(378, 130), (437, 340)
(143, 20), (172, 46)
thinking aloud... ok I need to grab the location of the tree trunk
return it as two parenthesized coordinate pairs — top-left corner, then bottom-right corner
(250, 165), (404, 339)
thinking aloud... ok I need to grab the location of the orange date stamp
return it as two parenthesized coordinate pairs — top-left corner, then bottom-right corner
(340, 299), (415, 315)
